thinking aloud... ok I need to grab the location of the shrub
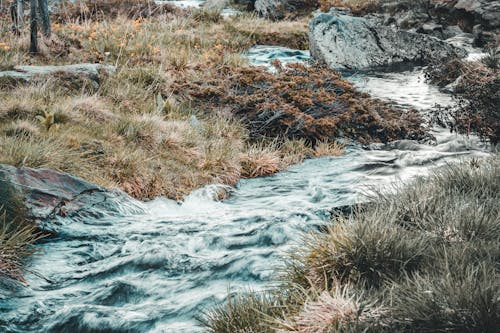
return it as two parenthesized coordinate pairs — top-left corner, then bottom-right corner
(426, 59), (499, 144)
(174, 63), (427, 144)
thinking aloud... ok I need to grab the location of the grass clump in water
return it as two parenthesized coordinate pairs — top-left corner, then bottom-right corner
(0, 209), (41, 284)
(201, 157), (500, 332)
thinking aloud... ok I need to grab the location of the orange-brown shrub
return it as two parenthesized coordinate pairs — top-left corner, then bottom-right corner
(172, 63), (427, 144)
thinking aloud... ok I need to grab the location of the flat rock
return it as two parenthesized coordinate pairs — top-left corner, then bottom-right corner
(0, 164), (143, 234)
(0, 63), (116, 88)
(454, 0), (500, 29)
(309, 12), (467, 71)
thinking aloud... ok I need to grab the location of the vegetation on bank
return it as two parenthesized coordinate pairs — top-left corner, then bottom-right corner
(201, 157), (500, 332)
(0, 0), (327, 201)
(426, 54), (499, 145)
(0, 0), (424, 202)
(0, 209), (41, 284)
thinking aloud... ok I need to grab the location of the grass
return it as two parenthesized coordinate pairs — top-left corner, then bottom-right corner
(201, 157), (500, 332)
(426, 58), (499, 144)
(199, 290), (292, 333)
(0, 209), (42, 284)
(0, 0), (410, 201)
(0, 2), (316, 201)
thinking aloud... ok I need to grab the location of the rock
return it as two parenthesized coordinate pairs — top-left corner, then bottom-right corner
(0, 63), (116, 88)
(0, 164), (143, 234)
(442, 25), (464, 39)
(309, 12), (466, 71)
(255, 0), (317, 20)
(417, 22), (444, 39)
(233, 0), (256, 10)
(396, 10), (431, 29)
(472, 24), (484, 46)
(454, 0), (500, 29)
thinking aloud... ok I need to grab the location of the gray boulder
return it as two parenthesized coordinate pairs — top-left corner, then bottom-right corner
(255, 0), (317, 20)
(454, 0), (500, 29)
(234, 0), (256, 10)
(309, 12), (466, 71)
(0, 164), (143, 234)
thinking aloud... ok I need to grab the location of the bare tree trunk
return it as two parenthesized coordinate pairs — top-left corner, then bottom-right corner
(10, 1), (20, 35)
(37, 0), (50, 37)
(16, 0), (23, 26)
(29, 0), (37, 54)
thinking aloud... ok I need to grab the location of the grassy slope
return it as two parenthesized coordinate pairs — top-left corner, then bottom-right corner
(0, 0), (341, 282)
(0, 1), (335, 201)
(202, 157), (500, 333)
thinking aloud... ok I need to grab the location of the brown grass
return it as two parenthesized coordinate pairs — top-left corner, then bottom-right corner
(0, 0), (424, 201)
(0, 3), (322, 200)
(0, 210), (42, 284)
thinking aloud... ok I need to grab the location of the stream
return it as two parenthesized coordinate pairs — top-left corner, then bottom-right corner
(0, 46), (493, 332)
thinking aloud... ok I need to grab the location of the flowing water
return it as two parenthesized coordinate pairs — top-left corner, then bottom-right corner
(0, 46), (492, 333)
(155, 0), (240, 17)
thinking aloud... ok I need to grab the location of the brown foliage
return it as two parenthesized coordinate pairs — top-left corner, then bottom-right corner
(427, 58), (500, 144)
(173, 63), (427, 144)
(319, 0), (381, 15)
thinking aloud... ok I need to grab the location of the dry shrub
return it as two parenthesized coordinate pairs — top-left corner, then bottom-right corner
(426, 59), (499, 144)
(173, 63), (427, 144)
(240, 143), (281, 178)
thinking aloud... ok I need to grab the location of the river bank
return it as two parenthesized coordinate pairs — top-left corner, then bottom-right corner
(202, 156), (500, 333)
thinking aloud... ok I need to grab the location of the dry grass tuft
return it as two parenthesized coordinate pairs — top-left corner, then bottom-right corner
(0, 210), (42, 284)
(277, 285), (384, 333)
(313, 140), (344, 157)
(240, 142), (281, 178)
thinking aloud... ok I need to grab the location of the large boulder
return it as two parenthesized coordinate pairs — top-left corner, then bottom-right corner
(255, 0), (317, 20)
(0, 164), (143, 234)
(309, 12), (466, 71)
(452, 0), (500, 30)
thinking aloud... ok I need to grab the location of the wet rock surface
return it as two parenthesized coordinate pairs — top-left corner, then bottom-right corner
(0, 164), (143, 234)
(309, 11), (467, 71)
(449, 0), (500, 30)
